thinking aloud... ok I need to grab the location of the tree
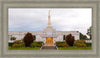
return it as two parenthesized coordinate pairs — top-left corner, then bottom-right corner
(87, 26), (92, 39)
(10, 37), (16, 41)
(65, 34), (75, 46)
(23, 32), (35, 47)
(80, 33), (88, 40)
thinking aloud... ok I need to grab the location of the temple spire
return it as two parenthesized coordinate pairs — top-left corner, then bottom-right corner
(48, 10), (51, 26)
(43, 10), (56, 31)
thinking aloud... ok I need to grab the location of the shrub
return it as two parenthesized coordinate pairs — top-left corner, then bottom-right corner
(56, 43), (63, 47)
(12, 42), (25, 48)
(62, 44), (69, 47)
(12, 40), (25, 48)
(56, 42), (69, 47)
(14, 40), (22, 44)
(10, 37), (16, 40)
(74, 40), (85, 43)
(65, 34), (75, 46)
(34, 41), (43, 44)
(74, 43), (86, 48)
(30, 42), (43, 48)
(74, 40), (87, 48)
(23, 32), (36, 47)
(30, 42), (38, 47)
(12, 43), (19, 48)
(8, 43), (14, 47)
(85, 43), (92, 47)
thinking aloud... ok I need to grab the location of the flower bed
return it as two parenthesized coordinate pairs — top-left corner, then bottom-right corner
(30, 41), (44, 48)
(74, 40), (87, 48)
(56, 41), (69, 47)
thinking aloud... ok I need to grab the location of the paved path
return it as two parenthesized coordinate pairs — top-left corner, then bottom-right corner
(41, 46), (57, 50)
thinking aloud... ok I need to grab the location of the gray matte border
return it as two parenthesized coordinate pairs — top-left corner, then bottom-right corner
(1, 0), (98, 57)
(0, 0), (99, 58)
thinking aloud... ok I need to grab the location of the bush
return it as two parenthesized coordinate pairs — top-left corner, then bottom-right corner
(74, 43), (86, 48)
(30, 42), (43, 48)
(14, 40), (22, 44)
(62, 44), (69, 47)
(74, 40), (87, 48)
(56, 42), (69, 47)
(85, 43), (92, 47)
(23, 32), (36, 47)
(30, 42), (38, 47)
(12, 40), (25, 48)
(8, 43), (14, 47)
(74, 40), (85, 43)
(12, 42), (25, 48)
(65, 34), (75, 46)
(34, 41), (43, 44)
(12, 44), (19, 48)
(10, 37), (16, 40)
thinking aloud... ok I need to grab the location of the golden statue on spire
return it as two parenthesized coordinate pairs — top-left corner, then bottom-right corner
(48, 10), (50, 15)
(48, 10), (51, 26)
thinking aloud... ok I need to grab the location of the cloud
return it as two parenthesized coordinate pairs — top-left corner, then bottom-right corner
(8, 8), (92, 35)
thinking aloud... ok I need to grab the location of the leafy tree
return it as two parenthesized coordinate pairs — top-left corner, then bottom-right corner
(87, 26), (92, 39)
(23, 32), (36, 47)
(80, 33), (88, 40)
(10, 37), (16, 40)
(65, 34), (75, 46)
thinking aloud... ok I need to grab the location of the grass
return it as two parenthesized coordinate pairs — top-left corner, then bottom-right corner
(58, 46), (92, 50)
(8, 46), (40, 50)
(8, 46), (92, 50)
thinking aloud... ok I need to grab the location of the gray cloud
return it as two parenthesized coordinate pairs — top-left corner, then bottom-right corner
(9, 8), (92, 35)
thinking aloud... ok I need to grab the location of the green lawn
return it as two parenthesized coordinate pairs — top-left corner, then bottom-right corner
(8, 46), (91, 50)
(58, 46), (92, 50)
(8, 46), (40, 50)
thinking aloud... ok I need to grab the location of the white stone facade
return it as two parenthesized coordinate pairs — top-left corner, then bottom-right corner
(8, 30), (80, 44)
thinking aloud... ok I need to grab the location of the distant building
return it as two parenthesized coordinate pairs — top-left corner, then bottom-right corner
(9, 10), (80, 46)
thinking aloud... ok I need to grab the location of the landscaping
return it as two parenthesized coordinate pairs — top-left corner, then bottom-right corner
(8, 46), (40, 50)
(8, 33), (92, 50)
(8, 32), (43, 50)
(56, 34), (92, 50)
(8, 41), (43, 50)
(58, 46), (91, 50)
(56, 41), (91, 50)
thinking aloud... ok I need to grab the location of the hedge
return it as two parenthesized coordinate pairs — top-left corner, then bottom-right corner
(12, 42), (25, 48)
(74, 40), (87, 48)
(8, 43), (14, 47)
(30, 41), (44, 47)
(56, 42), (69, 47)
(34, 41), (43, 44)
(85, 43), (92, 47)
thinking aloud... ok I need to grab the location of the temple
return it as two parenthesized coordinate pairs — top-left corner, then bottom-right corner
(8, 10), (80, 46)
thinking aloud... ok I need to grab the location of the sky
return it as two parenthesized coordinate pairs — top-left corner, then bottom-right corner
(8, 8), (92, 35)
